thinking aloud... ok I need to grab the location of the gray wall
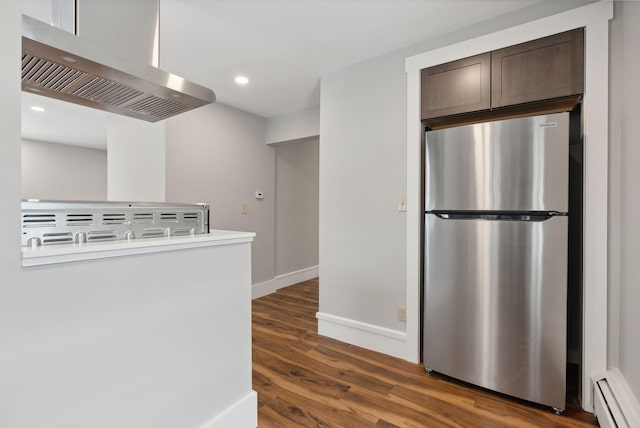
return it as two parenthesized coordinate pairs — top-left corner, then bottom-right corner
(21, 139), (107, 200)
(320, 50), (408, 331)
(319, 1), (587, 334)
(608, 0), (640, 400)
(165, 103), (276, 285)
(274, 138), (319, 276)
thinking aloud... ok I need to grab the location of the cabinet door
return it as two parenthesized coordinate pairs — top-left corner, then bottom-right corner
(491, 28), (584, 108)
(421, 53), (490, 120)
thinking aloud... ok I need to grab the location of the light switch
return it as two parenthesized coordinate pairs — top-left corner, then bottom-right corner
(398, 196), (407, 212)
(241, 203), (248, 214)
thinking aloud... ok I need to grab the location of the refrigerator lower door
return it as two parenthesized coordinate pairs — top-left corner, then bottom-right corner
(424, 214), (568, 410)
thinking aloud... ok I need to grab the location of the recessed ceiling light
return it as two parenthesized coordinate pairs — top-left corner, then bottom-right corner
(30, 106), (45, 112)
(61, 55), (77, 63)
(234, 75), (249, 85)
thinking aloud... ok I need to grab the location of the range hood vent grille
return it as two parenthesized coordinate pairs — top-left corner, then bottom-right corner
(21, 15), (215, 122)
(127, 95), (192, 119)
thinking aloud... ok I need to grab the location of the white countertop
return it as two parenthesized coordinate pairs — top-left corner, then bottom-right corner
(21, 229), (256, 267)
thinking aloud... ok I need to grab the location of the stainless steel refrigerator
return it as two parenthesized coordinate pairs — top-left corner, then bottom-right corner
(423, 112), (569, 411)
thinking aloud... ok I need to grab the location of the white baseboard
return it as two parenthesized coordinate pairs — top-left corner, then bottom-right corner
(252, 265), (318, 299)
(316, 312), (407, 359)
(251, 278), (278, 299)
(199, 390), (257, 428)
(593, 369), (640, 428)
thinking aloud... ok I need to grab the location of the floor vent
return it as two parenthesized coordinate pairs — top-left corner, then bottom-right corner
(594, 371), (640, 428)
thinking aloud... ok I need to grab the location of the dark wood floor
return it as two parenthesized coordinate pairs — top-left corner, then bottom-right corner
(252, 278), (598, 427)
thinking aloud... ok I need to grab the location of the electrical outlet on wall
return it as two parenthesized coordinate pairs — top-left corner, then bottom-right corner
(397, 305), (407, 321)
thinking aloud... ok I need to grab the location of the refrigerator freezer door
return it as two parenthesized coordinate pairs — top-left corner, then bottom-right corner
(424, 214), (568, 410)
(425, 113), (569, 212)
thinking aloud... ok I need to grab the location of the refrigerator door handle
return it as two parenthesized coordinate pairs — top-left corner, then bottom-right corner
(428, 211), (567, 222)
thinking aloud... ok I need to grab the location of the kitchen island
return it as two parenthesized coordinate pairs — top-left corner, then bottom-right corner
(10, 230), (257, 428)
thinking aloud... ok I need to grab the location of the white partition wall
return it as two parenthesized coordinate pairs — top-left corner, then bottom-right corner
(107, 115), (166, 202)
(2, 3), (257, 426)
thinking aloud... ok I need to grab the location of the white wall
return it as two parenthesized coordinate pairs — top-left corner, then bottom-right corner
(0, 5), (26, 427)
(0, 3), (21, 256)
(77, 0), (158, 65)
(608, 0), (640, 401)
(165, 103), (275, 285)
(22, 139), (107, 201)
(274, 138), (319, 276)
(107, 115), (166, 202)
(318, 1), (596, 352)
(22, 0), (75, 33)
(266, 106), (320, 145)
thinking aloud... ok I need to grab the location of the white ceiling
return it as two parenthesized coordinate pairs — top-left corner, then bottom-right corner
(159, 0), (542, 118)
(22, 92), (108, 149)
(21, 0), (546, 148)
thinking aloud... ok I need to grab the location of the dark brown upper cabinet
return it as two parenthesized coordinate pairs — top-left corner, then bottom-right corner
(421, 28), (584, 123)
(491, 29), (584, 108)
(421, 53), (490, 119)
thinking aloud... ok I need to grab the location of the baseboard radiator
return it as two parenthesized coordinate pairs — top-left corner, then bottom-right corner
(593, 370), (640, 428)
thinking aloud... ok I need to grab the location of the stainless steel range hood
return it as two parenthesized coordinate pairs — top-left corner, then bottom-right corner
(21, 14), (215, 122)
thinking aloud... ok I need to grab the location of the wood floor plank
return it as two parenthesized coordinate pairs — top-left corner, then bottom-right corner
(255, 298), (318, 323)
(254, 363), (379, 425)
(254, 369), (379, 428)
(339, 387), (460, 428)
(376, 420), (402, 428)
(255, 335), (396, 397)
(307, 345), (444, 393)
(254, 348), (351, 400)
(252, 279), (598, 427)
(253, 306), (318, 332)
(252, 312), (310, 339)
(253, 329), (315, 355)
(389, 384), (538, 428)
